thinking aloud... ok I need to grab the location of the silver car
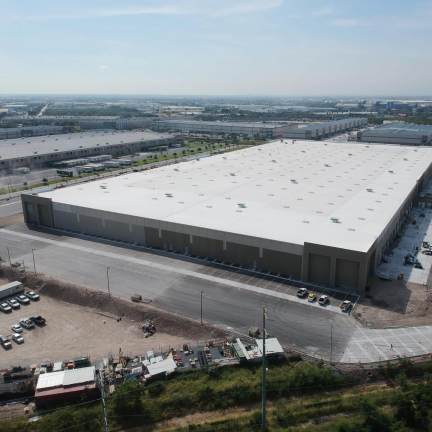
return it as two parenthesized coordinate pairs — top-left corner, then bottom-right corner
(11, 324), (23, 334)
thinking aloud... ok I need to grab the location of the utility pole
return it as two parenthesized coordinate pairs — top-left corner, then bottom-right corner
(330, 323), (333, 364)
(98, 370), (109, 432)
(31, 248), (37, 273)
(200, 290), (203, 325)
(106, 266), (111, 297)
(261, 306), (267, 432)
(6, 247), (11, 267)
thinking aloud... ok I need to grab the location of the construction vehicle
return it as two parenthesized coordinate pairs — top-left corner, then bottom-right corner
(142, 320), (156, 338)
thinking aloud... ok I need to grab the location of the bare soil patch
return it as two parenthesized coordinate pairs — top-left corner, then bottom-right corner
(0, 267), (226, 369)
(355, 276), (432, 328)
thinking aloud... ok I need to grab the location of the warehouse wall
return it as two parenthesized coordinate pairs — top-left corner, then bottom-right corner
(22, 194), (55, 228)
(23, 195), (372, 294)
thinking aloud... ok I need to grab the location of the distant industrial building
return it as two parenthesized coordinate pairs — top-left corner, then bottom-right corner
(284, 118), (367, 139)
(0, 125), (64, 140)
(358, 122), (432, 146)
(22, 139), (432, 294)
(0, 116), (154, 131)
(154, 119), (290, 138)
(154, 118), (367, 139)
(0, 130), (175, 172)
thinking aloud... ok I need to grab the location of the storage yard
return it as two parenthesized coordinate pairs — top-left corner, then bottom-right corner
(23, 139), (432, 294)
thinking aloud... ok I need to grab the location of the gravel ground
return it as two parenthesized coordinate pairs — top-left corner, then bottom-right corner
(0, 292), (192, 369)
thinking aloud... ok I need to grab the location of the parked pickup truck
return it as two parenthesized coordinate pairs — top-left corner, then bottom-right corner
(19, 318), (35, 329)
(30, 315), (46, 326)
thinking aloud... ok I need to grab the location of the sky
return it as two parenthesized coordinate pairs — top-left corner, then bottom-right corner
(1, 0), (432, 96)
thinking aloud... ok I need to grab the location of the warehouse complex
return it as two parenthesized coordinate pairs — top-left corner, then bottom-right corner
(358, 122), (432, 146)
(155, 118), (367, 139)
(0, 130), (174, 172)
(22, 140), (432, 294)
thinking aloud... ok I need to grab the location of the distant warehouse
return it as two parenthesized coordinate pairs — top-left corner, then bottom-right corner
(154, 119), (290, 138)
(284, 118), (367, 139)
(0, 125), (64, 140)
(358, 122), (432, 146)
(22, 139), (432, 294)
(0, 130), (175, 172)
(154, 118), (367, 139)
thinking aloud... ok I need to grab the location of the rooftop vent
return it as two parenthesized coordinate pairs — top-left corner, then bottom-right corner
(165, 193), (173, 198)
(330, 217), (341, 224)
(388, 170), (394, 174)
(366, 188), (374, 193)
(237, 203), (247, 209)
(290, 179), (298, 184)
(324, 164), (331, 167)
(229, 173), (236, 176)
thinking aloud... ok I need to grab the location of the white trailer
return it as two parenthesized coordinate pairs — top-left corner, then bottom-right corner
(0, 281), (24, 300)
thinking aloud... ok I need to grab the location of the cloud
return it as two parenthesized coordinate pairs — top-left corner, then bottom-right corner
(312, 5), (334, 17)
(331, 18), (370, 28)
(9, 0), (284, 21)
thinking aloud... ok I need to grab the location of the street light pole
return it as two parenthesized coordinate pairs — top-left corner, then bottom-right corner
(6, 247), (11, 267)
(261, 306), (267, 432)
(31, 248), (37, 273)
(200, 291), (203, 325)
(106, 266), (111, 297)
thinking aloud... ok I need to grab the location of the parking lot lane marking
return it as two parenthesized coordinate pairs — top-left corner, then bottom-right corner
(355, 329), (389, 361)
(389, 329), (416, 355)
(413, 327), (432, 349)
(0, 228), (344, 314)
(400, 328), (429, 354)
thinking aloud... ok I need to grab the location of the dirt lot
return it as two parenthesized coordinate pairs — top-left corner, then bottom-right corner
(0, 275), (223, 369)
(354, 276), (432, 328)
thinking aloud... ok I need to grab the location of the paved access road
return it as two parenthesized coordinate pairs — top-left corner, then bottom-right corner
(1, 225), (431, 363)
(0, 199), (22, 219)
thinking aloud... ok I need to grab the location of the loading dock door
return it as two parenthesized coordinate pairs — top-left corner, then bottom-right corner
(308, 253), (331, 286)
(335, 258), (359, 290)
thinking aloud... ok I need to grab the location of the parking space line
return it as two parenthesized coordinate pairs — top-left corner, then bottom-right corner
(400, 329), (429, 354)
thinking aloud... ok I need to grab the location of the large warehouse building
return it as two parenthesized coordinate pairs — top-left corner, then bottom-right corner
(155, 118), (367, 139)
(21, 140), (432, 294)
(154, 119), (291, 138)
(0, 125), (64, 140)
(0, 130), (174, 172)
(284, 118), (367, 139)
(358, 122), (432, 146)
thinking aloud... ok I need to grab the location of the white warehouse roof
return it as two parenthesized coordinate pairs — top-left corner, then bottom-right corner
(39, 140), (432, 253)
(0, 130), (171, 161)
(36, 366), (96, 390)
